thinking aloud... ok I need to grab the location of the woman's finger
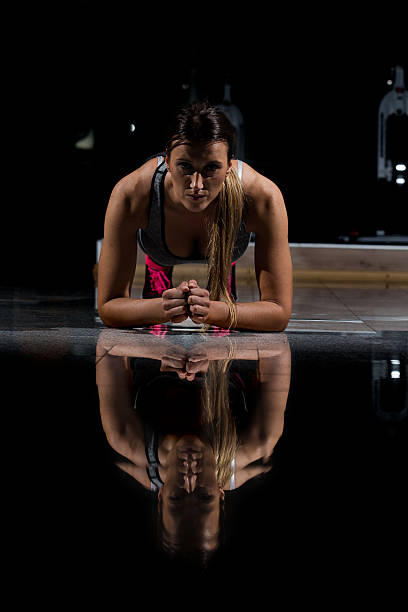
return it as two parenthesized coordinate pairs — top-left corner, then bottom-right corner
(188, 296), (210, 308)
(190, 304), (208, 316)
(163, 284), (189, 300)
(186, 359), (209, 374)
(166, 305), (188, 318)
(162, 298), (187, 311)
(177, 371), (196, 381)
(188, 287), (209, 298)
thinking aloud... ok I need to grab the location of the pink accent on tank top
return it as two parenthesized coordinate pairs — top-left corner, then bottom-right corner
(145, 255), (173, 294)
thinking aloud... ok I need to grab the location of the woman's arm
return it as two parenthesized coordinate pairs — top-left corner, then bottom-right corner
(205, 176), (293, 331)
(97, 165), (169, 327)
(237, 341), (291, 467)
(96, 352), (146, 462)
(96, 350), (152, 488)
(98, 161), (189, 327)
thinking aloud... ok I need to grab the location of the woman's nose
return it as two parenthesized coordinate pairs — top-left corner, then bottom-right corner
(190, 171), (204, 190)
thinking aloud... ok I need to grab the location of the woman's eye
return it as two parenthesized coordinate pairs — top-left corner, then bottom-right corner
(178, 162), (219, 172)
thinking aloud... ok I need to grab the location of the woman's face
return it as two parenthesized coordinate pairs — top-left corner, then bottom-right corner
(158, 435), (225, 553)
(166, 141), (232, 213)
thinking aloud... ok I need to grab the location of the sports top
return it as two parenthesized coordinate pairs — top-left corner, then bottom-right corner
(137, 156), (251, 267)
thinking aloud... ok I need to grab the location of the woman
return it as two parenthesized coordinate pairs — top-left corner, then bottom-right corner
(95, 330), (291, 565)
(97, 101), (292, 331)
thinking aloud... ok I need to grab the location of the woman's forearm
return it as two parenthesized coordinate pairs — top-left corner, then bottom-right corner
(207, 300), (290, 332)
(99, 297), (168, 328)
(99, 296), (290, 331)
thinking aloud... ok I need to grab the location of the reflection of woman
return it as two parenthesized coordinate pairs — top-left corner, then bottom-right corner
(97, 100), (292, 331)
(96, 332), (291, 565)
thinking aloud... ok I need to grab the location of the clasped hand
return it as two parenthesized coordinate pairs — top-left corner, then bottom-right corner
(159, 345), (210, 381)
(162, 280), (210, 325)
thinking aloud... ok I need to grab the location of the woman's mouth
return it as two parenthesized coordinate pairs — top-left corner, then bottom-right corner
(186, 193), (206, 201)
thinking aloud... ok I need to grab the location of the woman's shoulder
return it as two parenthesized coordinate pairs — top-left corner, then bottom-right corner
(112, 157), (159, 202)
(239, 161), (286, 230)
(107, 157), (160, 224)
(239, 160), (283, 203)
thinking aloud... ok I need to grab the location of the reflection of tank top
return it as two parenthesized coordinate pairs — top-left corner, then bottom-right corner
(130, 357), (256, 492)
(137, 156), (251, 267)
(144, 421), (236, 493)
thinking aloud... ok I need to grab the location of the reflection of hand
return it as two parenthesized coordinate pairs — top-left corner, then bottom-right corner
(186, 280), (211, 324)
(160, 346), (209, 381)
(162, 281), (190, 323)
(160, 345), (187, 372)
(97, 327), (288, 361)
(185, 347), (209, 378)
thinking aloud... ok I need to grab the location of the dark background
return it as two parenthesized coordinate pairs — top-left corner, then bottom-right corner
(4, 19), (407, 292)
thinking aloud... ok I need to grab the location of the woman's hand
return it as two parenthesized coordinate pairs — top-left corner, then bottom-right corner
(162, 281), (190, 323)
(162, 279), (210, 325)
(187, 280), (211, 324)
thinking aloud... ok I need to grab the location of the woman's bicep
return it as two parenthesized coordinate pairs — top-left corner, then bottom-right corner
(253, 182), (293, 318)
(97, 183), (139, 307)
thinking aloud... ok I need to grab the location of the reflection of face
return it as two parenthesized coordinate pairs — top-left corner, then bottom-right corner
(158, 435), (225, 553)
(166, 142), (232, 213)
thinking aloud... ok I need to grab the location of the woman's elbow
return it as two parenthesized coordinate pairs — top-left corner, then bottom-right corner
(275, 310), (291, 332)
(262, 301), (291, 332)
(267, 319), (289, 332)
(97, 300), (117, 328)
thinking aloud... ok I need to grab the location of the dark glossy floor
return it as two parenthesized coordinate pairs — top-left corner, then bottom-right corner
(2, 286), (407, 598)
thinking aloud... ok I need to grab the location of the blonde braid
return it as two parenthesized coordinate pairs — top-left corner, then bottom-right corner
(204, 167), (246, 330)
(200, 341), (238, 488)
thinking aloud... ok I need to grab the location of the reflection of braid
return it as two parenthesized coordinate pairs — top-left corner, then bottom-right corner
(201, 343), (238, 489)
(204, 168), (246, 330)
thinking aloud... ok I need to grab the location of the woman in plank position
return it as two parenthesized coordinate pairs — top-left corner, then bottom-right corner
(97, 101), (292, 331)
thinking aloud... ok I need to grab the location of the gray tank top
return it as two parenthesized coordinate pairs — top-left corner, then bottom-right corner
(137, 156), (251, 267)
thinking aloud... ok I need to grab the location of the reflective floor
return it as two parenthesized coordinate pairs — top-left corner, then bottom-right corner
(2, 286), (407, 598)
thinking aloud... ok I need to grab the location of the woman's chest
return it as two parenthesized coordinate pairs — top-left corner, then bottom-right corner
(163, 206), (211, 259)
